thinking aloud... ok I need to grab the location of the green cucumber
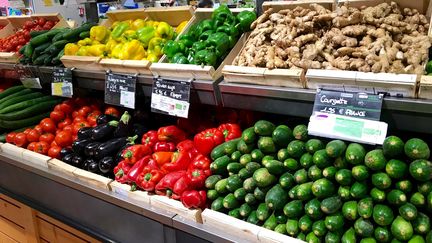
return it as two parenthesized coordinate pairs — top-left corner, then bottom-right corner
(285, 219), (299, 236)
(274, 224), (287, 235)
(230, 151), (241, 161)
(210, 138), (240, 160)
(0, 111), (50, 130)
(300, 152), (314, 169)
(241, 127), (256, 144)
(210, 155), (231, 175)
(238, 168), (252, 180)
(321, 196), (342, 214)
(312, 178), (335, 199)
(409, 235), (426, 243)
(254, 120), (275, 136)
(427, 231), (432, 243)
(0, 88), (32, 104)
(265, 184), (288, 211)
(293, 124), (308, 141)
(244, 193), (257, 205)
(223, 193), (239, 209)
(365, 149), (387, 171)
(352, 165), (370, 181)
(0, 99), (60, 121)
(325, 231), (342, 243)
(263, 213), (277, 230)
(0, 86), (25, 100)
(372, 172), (392, 190)
(296, 182), (314, 201)
(257, 137), (275, 154)
(253, 168), (276, 188)
(383, 136), (405, 158)
(233, 188), (246, 201)
(313, 149), (332, 169)
(261, 155), (274, 165)
(214, 178), (228, 194)
(251, 149), (264, 162)
(264, 160), (284, 175)
(354, 218), (374, 237)
(226, 175), (242, 192)
(279, 172), (294, 190)
(283, 158), (299, 171)
(405, 138), (430, 160)
(205, 175), (222, 189)
(79, 30), (90, 39)
(399, 203), (417, 221)
(418, 181), (432, 195)
(247, 210), (259, 225)
(256, 202), (270, 221)
(334, 156), (349, 169)
(272, 125), (293, 147)
(387, 189), (407, 206)
(305, 198), (324, 220)
(227, 162), (244, 174)
(325, 213), (344, 231)
(299, 215), (313, 233)
(391, 216), (414, 241)
(308, 165), (322, 181)
(312, 220), (327, 237)
(358, 197), (373, 219)
(350, 181), (368, 199)
(62, 22), (95, 40)
(342, 201), (358, 221)
(0, 92), (43, 111)
(374, 227), (391, 242)
(237, 139), (254, 154)
(338, 186), (351, 200)
(386, 159), (408, 179)
(411, 192), (426, 207)
(211, 197), (224, 212)
(322, 166), (337, 179)
(277, 148), (289, 161)
(345, 143), (366, 165)
(287, 140), (305, 158)
(207, 190), (219, 200)
(396, 180), (413, 193)
(283, 200), (303, 218)
(370, 188), (386, 202)
(275, 212), (287, 224)
(335, 169), (353, 186)
(373, 204), (394, 226)
(305, 139), (324, 154)
(253, 186), (270, 201)
(0, 95), (57, 114)
(228, 208), (241, 219)
(243, 177), (257, 193)
(245, 161), (260, 173)
(413, 213), (430, 235)
(409, 159), (432, 182)
(326, 140), (346, 158)
(342, 227), (356, 243)
(306, 232), (320, 243)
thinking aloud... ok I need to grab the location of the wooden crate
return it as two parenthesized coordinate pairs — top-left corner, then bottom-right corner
(47, 159), (77, 176)
(109, 181), (151, 204)
(0, 143), (24, 161)
(61, 55), (104, 71)
(418, 75), (432, 99)
(222, 1), (333, 87)
(150, 8), (252, 81)
(150, 195), (203, 223)
(97, 6), (194, 75)
(306, 0), (431, 98)
(22, 150), (50, 168)
(71, 168), (113, 191)
(0, 13), (69, 64)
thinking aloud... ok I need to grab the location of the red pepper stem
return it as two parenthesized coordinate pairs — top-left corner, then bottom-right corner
(144, 173), (152, 181)
(115, 168), (124, 177)
(192, 170), (201, 178)
(127, 135), (138, 144)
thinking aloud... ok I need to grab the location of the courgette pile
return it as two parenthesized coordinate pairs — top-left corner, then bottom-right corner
(0, 86), (61, 139)
(207, 120), (432, 242)
(19, 22), (95, 66)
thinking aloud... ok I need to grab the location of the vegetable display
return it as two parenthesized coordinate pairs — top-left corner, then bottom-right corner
(234, 2), (431, 75)
(0, 17), (57, 53)
(162, 5), (256, 67)
(207, 120), (432, 242)
(65, 19), (187, 62)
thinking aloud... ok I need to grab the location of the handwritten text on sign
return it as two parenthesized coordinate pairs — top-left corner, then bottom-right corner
(151, 78), (191, 118)
(105, 72), (136, 109)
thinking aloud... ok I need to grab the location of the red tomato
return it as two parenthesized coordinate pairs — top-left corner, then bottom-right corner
(59, 103), (74, 114)
(73, 121), (90, 135)
(27, 142), (37, 151)
(73, 116), (86, 123)
(23, 128), (32, 135)
(63, 125), (73, 133)
(34, 125), (43, 133)
(39, 133), (55, 144)
(37, 17), (46, 26)
(54, 104), (62, 111)
(14, 133), (27, 147)
(40, 118), (56, 133)
(72, 111), (79, 118)
(58, 118), (72, 129)
(48, 146), (61, 159)
(87, 110), (101, 126)
(6, 132), (16, 143)
(34, 141), (49, 155)
(50, 110), (65, 123)
(78, 106), (92, 117)
(26, 129), (41, 142)
(55, 131), (73, 147)
(73, 97), (87, 107)
(50, 141), (58, 147)
(104, 106), (120, 118)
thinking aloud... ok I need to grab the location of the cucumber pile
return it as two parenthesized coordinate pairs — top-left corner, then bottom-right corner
(19, 22), (95, 66)
(0, 86), (61, 140)
(207, 120), (432, 242)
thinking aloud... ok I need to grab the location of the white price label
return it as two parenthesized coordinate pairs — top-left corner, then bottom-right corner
(52, 82), (73, 97)
(20, 77), (42, 89)
(151, 93), (190, 118)
(120, 90), (135, 109)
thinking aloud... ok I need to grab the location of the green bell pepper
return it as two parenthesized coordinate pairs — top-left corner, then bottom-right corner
(211, 5), (231, 20)
(171, 53), (189, 64)
(236, 10), (257, 32)
(227, 35), (237, 48)
(194, 49), (217, 67)
(137, 26), (156, 48)
(111, 22), (130, 40)
(179, 34), (194, 48)
(193, 19), (213, 39)
(187, 52), (195, 64)
(199, 30), (214, 41)
(207, 32), (230, 57)
(192, 41), (207, 53)
(216, 25), (239, 38)
(163, 40), (182, 58)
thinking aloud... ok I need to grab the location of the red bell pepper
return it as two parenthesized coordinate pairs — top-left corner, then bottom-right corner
(141, 130), (158, 149)
(193, 128), (224, 156)
(126, 155), (151, 185)
(177, 139), (199, 159)
(188, 154), (211, 172)
(161, 151), (191, 173)
(122, 144), (152, 164)
(157, 125), (186, 144)
(114, 160), (133, 184)
(155, 171), (186, 196)
(181, 190), (207, 209)
(218, 123), (242, 142)
(153, 141), (175, 152)
(172, 176), (191, 200)
(186, 169), (207, 189)
(152, 151), (174, 166)
(138, 169), (164, 191)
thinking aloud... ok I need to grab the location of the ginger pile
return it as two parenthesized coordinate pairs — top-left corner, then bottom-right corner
(233, 2), (431, 75)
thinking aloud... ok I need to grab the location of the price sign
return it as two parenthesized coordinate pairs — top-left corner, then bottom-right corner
(15, 64), (42, 89)
(308, 89), (387, 145)
(52, 67), (73, 97)
(151, 77), (191, 118)
(105, 72), (136, 109)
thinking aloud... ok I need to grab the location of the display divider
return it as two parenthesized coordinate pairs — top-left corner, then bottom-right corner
(109, 181), (151, 204)
(151, 195), (203, 223)
(47, 158), (78, 175)
(22, 150), (50, 168)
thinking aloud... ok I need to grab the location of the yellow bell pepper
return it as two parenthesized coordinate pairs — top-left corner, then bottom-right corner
(105, 39), (118, 53)
(92, 40), (101, 45)
(64, 43), (80, 55)
(90, 26), (109, 42)
(123, 30), (137, 41)
(155, 22), (174, 40)
(111, 43), (124, 59)
(87, 44), (106, 57)
(132, 19), (146, 30)
(148, 37), (166, 57)
(76, 46), (89, 56)
(146, 52), (159, 62)
(77, 38), (92, 47)
(111, 21), (120, 30)
(118, 40), (146, 60)
(176, 21), (188, 34)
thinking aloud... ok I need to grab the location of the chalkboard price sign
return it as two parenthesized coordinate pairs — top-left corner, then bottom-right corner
(15, 64), (42, 89)
(52, 67), (73, 97)
(105, 72), (136, 109)
(151, 77), (191, 118)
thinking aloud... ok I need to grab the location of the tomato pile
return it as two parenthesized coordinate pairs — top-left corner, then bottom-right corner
(0, 25), (4, 30)
(0, 17), (57, 52)
(5, 98), (119, 159)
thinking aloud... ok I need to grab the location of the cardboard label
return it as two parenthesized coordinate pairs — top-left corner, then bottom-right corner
(151, 77), (191, 118)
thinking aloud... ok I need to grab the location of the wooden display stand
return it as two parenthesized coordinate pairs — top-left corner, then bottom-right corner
(0, 193), (100, 243)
